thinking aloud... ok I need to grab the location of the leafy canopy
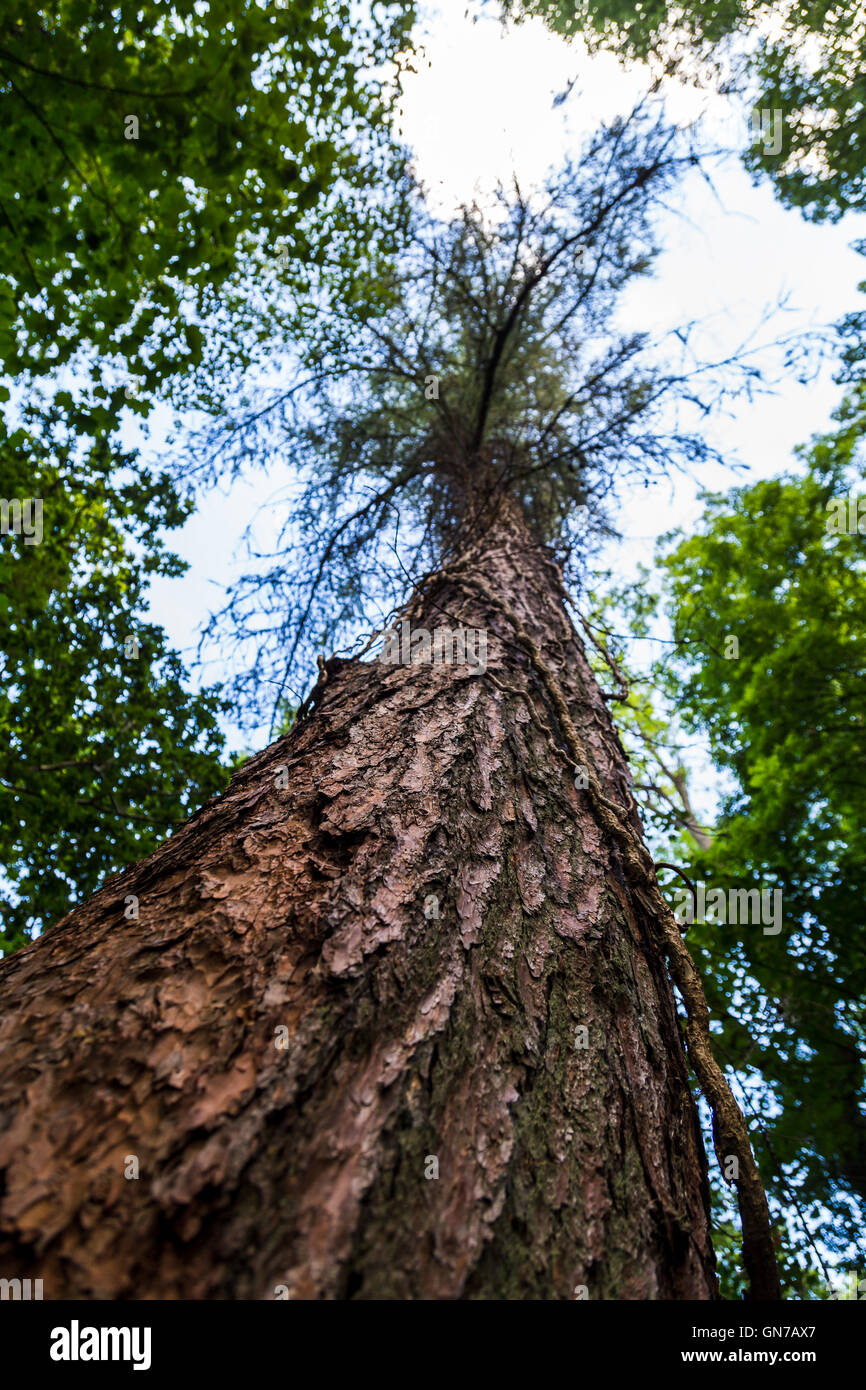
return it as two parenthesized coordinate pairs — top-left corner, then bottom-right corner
(493, 0), (866, 222)
(0, 0), (414, 385)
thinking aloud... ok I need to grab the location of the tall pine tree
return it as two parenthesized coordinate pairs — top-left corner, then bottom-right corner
(0, 109), (779, 1299)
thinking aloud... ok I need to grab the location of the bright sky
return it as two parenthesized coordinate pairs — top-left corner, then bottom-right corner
(145, 1), (866, 755)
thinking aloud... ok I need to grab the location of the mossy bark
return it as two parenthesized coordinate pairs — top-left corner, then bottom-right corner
(0, 499), (717, 1299)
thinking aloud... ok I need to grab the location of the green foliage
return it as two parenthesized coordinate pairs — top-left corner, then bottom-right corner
(0, 403), (230, 954)
(745, 8), (866, 222)
(662, 400), (866, 1263)
(495, 0), (866, 222)
(711, 1212), (831, 1300)
(588, 384), (866, 1274)
(0, 0), (415, 385)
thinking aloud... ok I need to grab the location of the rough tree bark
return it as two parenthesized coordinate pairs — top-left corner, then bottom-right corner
(0, 497), (718, 1299)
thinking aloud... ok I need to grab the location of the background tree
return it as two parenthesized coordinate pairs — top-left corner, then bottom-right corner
(0, 107), (780, 1299)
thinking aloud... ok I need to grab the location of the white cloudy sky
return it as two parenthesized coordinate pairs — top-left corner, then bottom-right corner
(145, 1), (866, 754)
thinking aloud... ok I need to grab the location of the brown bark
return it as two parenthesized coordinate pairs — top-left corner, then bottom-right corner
(0, 499), (718, 1299)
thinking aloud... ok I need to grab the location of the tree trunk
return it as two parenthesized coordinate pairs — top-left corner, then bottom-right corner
(0, 498), (717, 1299)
